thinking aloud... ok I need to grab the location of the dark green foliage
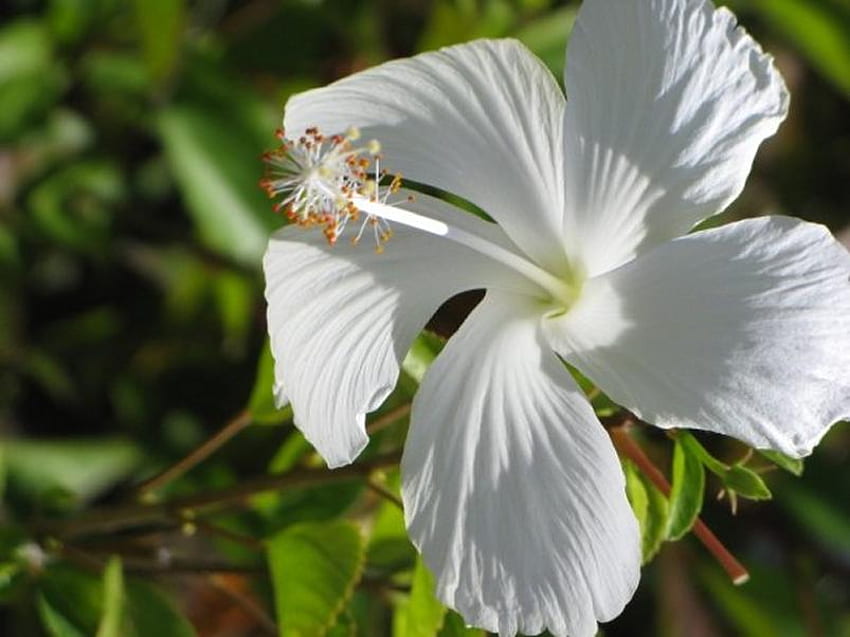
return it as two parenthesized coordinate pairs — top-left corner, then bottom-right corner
(1, 1), (849, 635)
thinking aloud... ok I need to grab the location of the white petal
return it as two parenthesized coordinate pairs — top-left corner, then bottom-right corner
(402, 292), (640, 637)
(546, 216), (850, 457)
(562, 0), (789, 277)
(285, 39), (569, 273)
(264, 195), (530, 468)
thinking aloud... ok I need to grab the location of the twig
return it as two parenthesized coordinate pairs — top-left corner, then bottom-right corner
(47, 452), (402, 539)
(366, 403), (411, 434)
(366, 479), (404, 510)
(135, 410), (253, 496)
(190, 519), (265, 551)
(609, 421), (750, 585)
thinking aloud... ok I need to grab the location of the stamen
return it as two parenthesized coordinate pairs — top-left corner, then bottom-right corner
(261, 125), (394, 251)
(261, 127), (577, 304)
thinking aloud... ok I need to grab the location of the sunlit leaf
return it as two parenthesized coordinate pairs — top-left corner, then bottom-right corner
(4, 438), (142, 506)
(0, 19), (65, 139)
(394, 558), (446, 637)
(514, 5), (577, 80)
(401, 331), (445, 385)
(367, 471), (415, 572)
(666, 436), (705, 541)
(418, 0), (515, 51)
(96, 557), (124, 637)
(741, 0), (850, 96)
(439, 610), (485, 636)
(624, 460), (668, 563)
(267, 520), (365, 637)
(158, 105), (273, 267)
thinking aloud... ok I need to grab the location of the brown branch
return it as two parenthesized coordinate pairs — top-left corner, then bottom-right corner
(135, 410), (253, 496)
(48, 451), (402, 539)
(366, 479), (404, 509)
(366, 403), (411, 434)
(609, 422), (750, 585)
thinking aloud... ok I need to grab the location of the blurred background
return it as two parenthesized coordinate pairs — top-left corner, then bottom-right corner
(1, 0), (849, 635)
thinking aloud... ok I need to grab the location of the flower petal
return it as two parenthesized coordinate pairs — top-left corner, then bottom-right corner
(285, 39), (568, 273)
(402, 292), (640, 637)
(264, 195), (530, 468)
(562, 0), (789, 277)
(545, 216), (850, 457)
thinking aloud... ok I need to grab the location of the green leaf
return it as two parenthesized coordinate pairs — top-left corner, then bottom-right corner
(158, 105), (274, 267)
(665, 436), (705, 540)
(0, 19), (65, 140)
(418, 0), (516, 51)
(439, 610), (485, 636)
(248, 341), (292, 425)
(778, 482), (850, 555)
(267, 520), (366, 637)
(96, 557), (124, 637)
(744, 0), (850, 97)
(696, 564), (783, 636)
(394, 558), (446, 637)
(212, 269), (254, 353)
(677, 431), (729, 477)
(402, 331), (445, 385)
(123, 579), (196, 637)
(4, 438), (141, 507)
(757, 449), (804, 476)
(624, 460), (668, 563)
(132, 0), (185, 83)
(724, 465), (772, 501)
(514, 6), (577, 80)
(38, 565), (109, 635)
(367, 471), (415, 572)
(39, 563), (195, 637)
(38, 592), (88, 637)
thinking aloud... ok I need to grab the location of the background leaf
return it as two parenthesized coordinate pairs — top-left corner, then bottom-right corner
(724, 465), (772, 501)
(624, 460), (669, 564)
(393, 558), (446, 637)
(95, 557), (124, 637)
(665, 437), (705, 541)
(736, 0), (850, 96)
(158, 105), (275, 267)
(267, 520), (365, 637)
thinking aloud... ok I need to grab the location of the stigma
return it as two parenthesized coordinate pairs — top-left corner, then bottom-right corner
(260, 126), (404, 252)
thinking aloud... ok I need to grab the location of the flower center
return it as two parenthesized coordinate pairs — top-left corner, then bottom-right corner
(261, 127), (579, 305)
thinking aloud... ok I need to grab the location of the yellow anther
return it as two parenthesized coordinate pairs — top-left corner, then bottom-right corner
(367, 139), (381, 155)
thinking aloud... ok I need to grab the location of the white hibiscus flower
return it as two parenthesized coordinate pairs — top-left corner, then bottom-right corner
(262, 0), (850, 634)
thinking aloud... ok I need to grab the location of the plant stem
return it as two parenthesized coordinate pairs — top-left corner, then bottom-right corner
(366, 478), (404, 509)
(48, 451), (402, 539)
(609, 422), (750, 585)
(136, 410), (254, 496)
(366, 403), (411, 434)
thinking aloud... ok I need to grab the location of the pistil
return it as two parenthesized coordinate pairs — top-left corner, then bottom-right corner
(262, 127), (579, 306)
